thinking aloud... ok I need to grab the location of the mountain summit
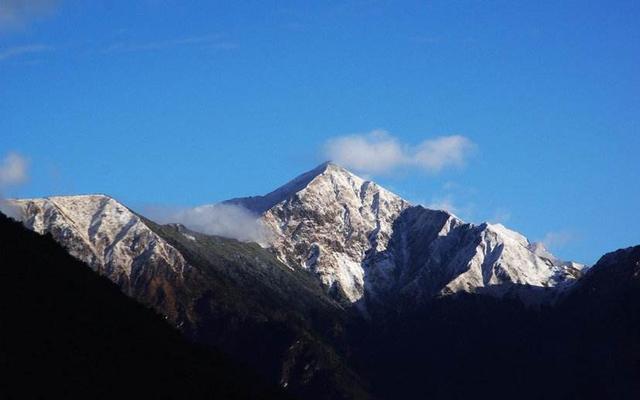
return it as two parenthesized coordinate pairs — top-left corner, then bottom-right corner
(228, 162), (409, 303)
(226, 162), (584, 307)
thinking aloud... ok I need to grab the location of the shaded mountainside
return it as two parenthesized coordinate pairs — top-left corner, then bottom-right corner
(554, 245), (640, 398)
(0, 213), (288, 400)
(354, 246), (640, 400)
(142, 220), (370, 400)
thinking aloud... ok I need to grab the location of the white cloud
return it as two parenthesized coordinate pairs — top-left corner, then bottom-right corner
(0, 44), (53, 61)
(0, 152), (29, 187)
(146, 203), (272, 245)
(324, 130), (405, 174)
(324, 130), (474, 174)
(412, 135), (474, 172)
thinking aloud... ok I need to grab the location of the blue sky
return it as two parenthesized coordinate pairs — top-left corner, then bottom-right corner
(1, 1), (638, 263)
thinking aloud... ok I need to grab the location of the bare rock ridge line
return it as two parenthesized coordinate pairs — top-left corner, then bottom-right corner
(10, 162), (584, 310)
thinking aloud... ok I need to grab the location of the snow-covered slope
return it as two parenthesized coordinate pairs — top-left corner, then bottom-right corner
(227, 162), (411, 302)
(366, 206), (584, 307)
(227, 162), (585, 306)
(10, 195), (190, 319)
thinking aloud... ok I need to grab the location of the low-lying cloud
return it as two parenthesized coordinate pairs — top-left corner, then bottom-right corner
(146, 203), (272, 245)
(324, 130), (474, 174)
(0, 152), (29, 220)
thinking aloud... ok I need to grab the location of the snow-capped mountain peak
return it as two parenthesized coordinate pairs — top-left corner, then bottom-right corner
(226, 162), (410, 302)
(223, 162), (585, 306)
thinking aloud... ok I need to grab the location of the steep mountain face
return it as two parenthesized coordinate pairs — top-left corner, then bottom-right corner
(0, 213), (288, 400)
(364, 207), (583, 309)
(228, 162), (584, 307)
(228, 162), (410, 303)
(9, 195), (369, 400)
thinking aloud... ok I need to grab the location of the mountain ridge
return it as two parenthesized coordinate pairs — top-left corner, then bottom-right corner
(10, 162), (585, 308)
(222, 162), (584, 306)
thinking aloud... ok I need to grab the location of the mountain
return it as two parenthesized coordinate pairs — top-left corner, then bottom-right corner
(227, 162), (584, 308)
(9, 195), (370, 400)
(0, 212), (287, 399)
(12, 163), (583, 315)
(227, 161), (410, 304)
(553, 245), (640, 398)
(352, 245), (640, 399)
(8, 162), (638, 399)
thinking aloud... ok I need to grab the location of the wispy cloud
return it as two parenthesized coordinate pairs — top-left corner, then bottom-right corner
(0, 0), (59, 31)
(104, 34), (237, 54)
(0, 152), (29, 187)
(541, 231), (574, 250)
(324, 130), (475, 174)
(145, 203), (272, 245)
(0, 152), (29, 220)
(0, 44), (53, 61)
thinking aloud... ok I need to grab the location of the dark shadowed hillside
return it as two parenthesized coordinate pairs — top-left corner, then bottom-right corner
(142, 219), (372, 400)
(352, 247), (640, 400)
(0, 213), (288, 400)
